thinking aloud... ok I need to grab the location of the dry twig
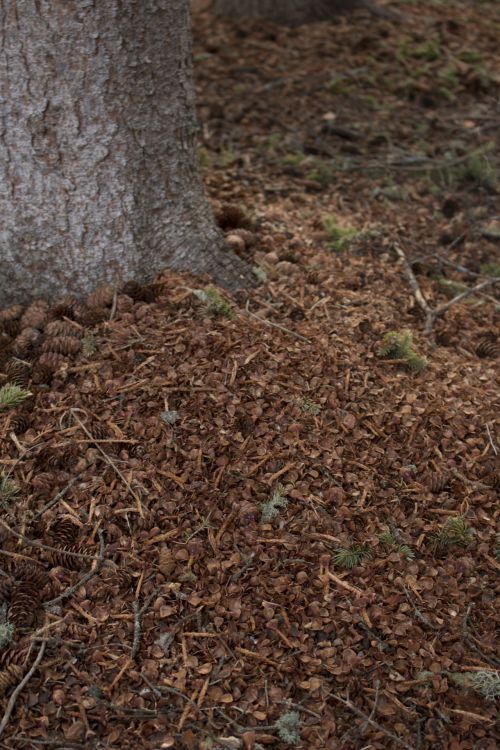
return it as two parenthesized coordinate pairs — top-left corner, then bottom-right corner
(0, 641), (47, 738)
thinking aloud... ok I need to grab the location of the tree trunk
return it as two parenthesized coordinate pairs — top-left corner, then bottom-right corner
(210, 0), (398, 24)
(0, 0), (252, 307)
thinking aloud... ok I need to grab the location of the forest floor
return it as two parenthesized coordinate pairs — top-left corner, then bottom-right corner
(0, 1), (499, 749)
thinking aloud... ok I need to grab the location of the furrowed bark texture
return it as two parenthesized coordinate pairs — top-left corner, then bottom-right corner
(0, 0), (252, 306)
(210, 0), (397, 24)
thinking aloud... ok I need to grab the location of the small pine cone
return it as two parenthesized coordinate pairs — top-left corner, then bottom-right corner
(424, 472), (450, 493)
(31, 472), (55, 495)
(12, 327), (41, 356)
(37, 445), (77, 471)
(79, 307), (108, 326)
(129, 444), (147, 459)
(90, 422), (109, 441)
(50, 295), (78, 320)
(3, 359), (30, 388)
(122, 281), (143, 301)
(8, 580), (42, 631)
(0, 577), (13, 603)
(12, 561), (47, 590)
(9, 411), (31, 433)
(0, 664), (24, 695)
(87, 285), (114, 309)
(44, 320), (81, 338)
(0, 319), (21, 338)
(20, 302), (49, 330)
(31, 364), (53, 385)
(115, 568), (133, 590)
(36, 352), (66, 372)
(476, 336), (499, 359)
(229, 228), (257, 248)
(48, 543), (85, 571)
(0, 305), (23, 323)
(215, 203), (252, 231)
(158, 548), (176, 577)
(49, 518), (80, 546)
(41, 336), (81, 355)
(0, 647), (20, 670)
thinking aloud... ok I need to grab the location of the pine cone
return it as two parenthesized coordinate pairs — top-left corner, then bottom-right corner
(0, 305), (23, 323)
(41, 336), (81, 355)
(424, 471), (450, 493)
(36, 352), (67, 372)
(215, 203), (252, 230)
(50, 295), (78, 320)
(49, 518), (80, 546)
(9, 411), (31, 433)
(44, 320), (81, 338)
(476, 336), (499, 359)
(8, 580), (42, 631)
(3, 359), (30, 388)
(47, 543), (85, 571)
(20, 302), (49, 330)
(0, 319), (21, 338)
(12, 561), (47, 590)
(12, 327), (41, 356)
(0, 664), (24, 695)
(158, 548), (176, 577)
(87, 285), (114, 309)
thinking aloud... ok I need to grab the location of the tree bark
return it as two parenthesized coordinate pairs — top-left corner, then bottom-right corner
(0, 0), (252, 307)
(210, 0), (398, 24)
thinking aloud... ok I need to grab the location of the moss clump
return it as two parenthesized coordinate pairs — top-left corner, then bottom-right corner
(275, 711), (301, 745)
(194, 286), (235, 319)
(323, 216), (358, 252)
(260, 484), (288, 523)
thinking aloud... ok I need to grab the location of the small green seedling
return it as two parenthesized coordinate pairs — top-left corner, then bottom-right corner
(0, 383), (32, 410)
(379, 529), (415, 560)
(333, 543), (372, 569)
(435, 516), (475, 549)
(322, 216), (358, 252)
(377, 330), (427, 372)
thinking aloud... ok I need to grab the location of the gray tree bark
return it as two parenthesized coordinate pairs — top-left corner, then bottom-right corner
(210, 0), (398, 24)
(0, 0), (253, 307)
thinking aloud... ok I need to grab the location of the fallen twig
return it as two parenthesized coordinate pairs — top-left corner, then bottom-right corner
(462, 604), (500, 668)
(328, 691), (416, 750)
(393, 244), (499, 335)
(70, 408), (144, 517)
(245, 300), (312, 343)
(0, 641), (47, 737)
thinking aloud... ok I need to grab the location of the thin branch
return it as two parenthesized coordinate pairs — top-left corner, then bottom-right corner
(462, 604), (500, 668)
(393, 244), (500, 335)
(0, 641), (47, 737)
(0, 519), (98, 562)
(244, 300), (312, 343)
(70, 409), (144, 516)
(485, 423), (498, 456)
(31, 476), (81, 522)
(328, 692), (416, 750)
